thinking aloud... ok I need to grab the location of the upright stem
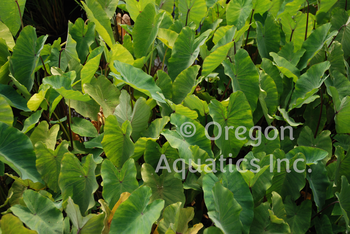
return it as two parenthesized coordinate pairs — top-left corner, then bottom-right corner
(245, 9), (255, 50)
(314, 86), (324, 138)
(67, 100), (74, 150)
(15, 0), (24, 30)
(148, 44), (155, 75)
(305, 0), (309, 41)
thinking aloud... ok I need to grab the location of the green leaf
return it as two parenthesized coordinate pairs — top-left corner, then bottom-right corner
(101, 159), (139, 208)
(207, 182), (243, 233)
(109, 186), (164, 233)
(172, 65), (200, 104)
(226, 0), (252, 30)
(82, 0), (115, 48)
(267, 151), (306, 200)
(202, 42), (233, 77)
(0, 21), (15, 49)
(35, 141), (69, 193)
(218, 166), (254, 234)
(30, 121), (59, 151)
(84, 75), (120, 118)
(330, 8), (350, 60)
(162, 113), (213, 163)
(222, 49), (260, 112)
(168, 27), (211, 79)
(270, 52), (300, 82)
(133, 4), (164, 58)
(0, 95), (13, 126)
(142, 163), (186, 209)
(335, 96), (350, 134)
(335, 176), (350, 231)
(0, 0), (25, 35)
(285, 198), (312, 234)
(97, 0), (119, 18)
(297, 127), (332, 160)
(81, 46), (104, 89)
(306, 162), (330, 210)
(158, 202), (201, 234)
(66, 197), (104, 234)
(21, 110), (42, 133)
(0, 214), (37, 234)
(141, 117), (170, 139)
(9, 26), (48, 92)
(11, 190), (63, 234)
(69, 18), (95, 63)
(256, 13), (280, 59)
(126, 0), (155, 21)
(208, 91), (254, 158)
(0, 84), (30, 111)
(71, 117), (98, 137)
(277, 106), (303, 127)
(101, 115), (134, 168)
(0, 122), (42, 183)
(112, 60), (165, 103)
(178, 0), (207, 28)
(289, 61), (330, 110)
(114, 90), (151, 140)
(285, 146), (328, 165)
(59, 153), (98, 214)
(297, 23), (332, 70)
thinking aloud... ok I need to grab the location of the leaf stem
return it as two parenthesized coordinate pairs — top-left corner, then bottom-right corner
(305, 0), (309, 41)
(40, 56), (48, 76)
(67, 99), (74, 150)
(15, 0), (24, 30)
(245, 9), (255, 50)
(311, 201), (339, 220)
(314, 85), (324, 138)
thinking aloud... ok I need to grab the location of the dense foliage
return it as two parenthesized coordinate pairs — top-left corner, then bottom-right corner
(0, 0), (350, 233)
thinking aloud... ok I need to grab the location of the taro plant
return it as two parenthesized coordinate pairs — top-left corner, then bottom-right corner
(0, 0), (350, 233)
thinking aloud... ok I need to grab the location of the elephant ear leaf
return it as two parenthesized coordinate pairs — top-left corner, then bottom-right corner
(207, 182), (243, 234)
(0, 122), (43, 183)
(109, 186), (164, 233)
(10, 190), (64, 234)
(9, 26), (48, 92)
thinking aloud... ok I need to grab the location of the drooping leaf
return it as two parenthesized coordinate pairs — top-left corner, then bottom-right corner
(178, 0), (207, 28)
(82, 0), (115, 48)
(69, 18), (96, 63)
(71, 117), (98, 137)
(84, 75), (120, 118)
(0, 214), (37, 234)
(35, 141), (69, 193)
(172, 65), (200, 104)
(142, 163), (186, 209)
(208, 91), (254, 158)
(0, 122), (42, 183)
(168, 27), (211, 80)
(109, 186), (164, 233)
(207, 182), (243, 233)
(222, 49), (260, 112)
(0, 0), (26, 36)
(133, 3), (164, 58)
(0, 95), (13, 126)
(11, 190), (63, 234)
(9, 26), (48, 92)
(112, 60), (165, 103)
(59, 153), (98, 214)
(289, 61), (330, 110)
(101, 159), (139, 208)
(256, 13), (280, 59)
(226, 0), (253, 30)
(297, 23), (332, 70)
(114, 90), (151, 140)
(101, 115), (134, 168)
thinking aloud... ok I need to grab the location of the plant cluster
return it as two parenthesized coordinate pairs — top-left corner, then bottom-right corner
(0, 0), (350, 233)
